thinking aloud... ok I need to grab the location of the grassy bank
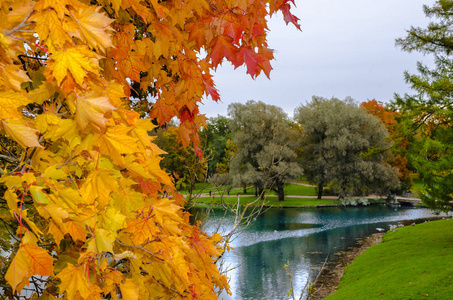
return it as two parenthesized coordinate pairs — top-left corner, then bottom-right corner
(326, 219), (453, 299)
(188, 195), (387, 208)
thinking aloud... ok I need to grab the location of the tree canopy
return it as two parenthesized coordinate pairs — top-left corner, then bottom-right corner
(295, 96), (400, 199)
(228, 100), (303, 201)
(0, 0), (300, 298)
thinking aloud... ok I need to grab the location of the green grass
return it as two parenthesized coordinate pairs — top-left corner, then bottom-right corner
(284, 184), (317, 196)
(326, 219), (453, 299)
(410, 173), (425, 198)
(190, 195), (386, 208)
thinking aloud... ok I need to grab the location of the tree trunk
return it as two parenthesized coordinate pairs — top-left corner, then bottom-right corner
(277, 180), (285, 201)
(258, 186), (264, 199)
(243, 185), (247, 194)
(317, 182), (324, 200)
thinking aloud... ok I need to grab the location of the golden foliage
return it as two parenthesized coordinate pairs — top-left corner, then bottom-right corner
(0, 0), (299, 298)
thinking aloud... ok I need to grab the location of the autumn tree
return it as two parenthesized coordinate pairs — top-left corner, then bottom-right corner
(395, 0), (453, 212)
(361, 99), (412, 191)
(0, 0), (300, 299)
(228, 101), (303, 201)
(295, 97), (400, 199)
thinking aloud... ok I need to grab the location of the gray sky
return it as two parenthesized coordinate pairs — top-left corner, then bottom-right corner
(199, 0), (436, 119)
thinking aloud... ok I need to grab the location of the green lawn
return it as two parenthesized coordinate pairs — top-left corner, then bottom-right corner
(189, 195), (387, 208)
(326, 219), (453, 299)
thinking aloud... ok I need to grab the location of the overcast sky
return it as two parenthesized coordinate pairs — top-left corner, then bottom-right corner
(199, 0), (436, 119)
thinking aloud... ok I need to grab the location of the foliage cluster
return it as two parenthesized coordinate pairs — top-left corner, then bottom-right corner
(0, 0), (300, 298)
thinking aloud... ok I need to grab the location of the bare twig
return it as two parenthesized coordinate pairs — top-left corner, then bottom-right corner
(4, 10), (33, 37)
(115, 238), (164, 261)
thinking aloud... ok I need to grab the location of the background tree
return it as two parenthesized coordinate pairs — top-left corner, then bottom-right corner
(295, 96), (400, 199)
(200, 115), (231, 178)
(228, 100), (303, 201)
(0, 0), (300, 298)
(361, 99), (412, 192)
(154, 125), (207, 195)
(395, 0), (453, 212)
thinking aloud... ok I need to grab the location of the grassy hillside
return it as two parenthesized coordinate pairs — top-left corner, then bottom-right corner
(326, 219), (453, 299)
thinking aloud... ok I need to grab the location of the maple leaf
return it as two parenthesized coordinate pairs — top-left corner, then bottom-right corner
(95, 125), (139, 163)
(238, 46), (265, 78)
(49, 46), (101, 86)
(69, 6), (114, 51)
(57, 264), (99, 299)
(5, 244), (54, 293)
(279, 2), (302, 30)
(75, 94), (116, 130)
(210, 35), (239, 68)
(1, 119), (42, 148)
(0, 90), (30, 120)
(149, 99), (177, 124)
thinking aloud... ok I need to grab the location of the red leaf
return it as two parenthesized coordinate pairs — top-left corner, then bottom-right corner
(239, 47), (264, 78)
(280, 3), (301, 30)
(223, 21), (245, 44)
(209, 35), (239, 68)
(194, 147), (203, 159)
(202, 74), (220, 102)
(179, 106), (198, 123)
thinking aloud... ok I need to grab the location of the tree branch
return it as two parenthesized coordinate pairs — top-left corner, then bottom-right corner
(4, 10), (33, 37)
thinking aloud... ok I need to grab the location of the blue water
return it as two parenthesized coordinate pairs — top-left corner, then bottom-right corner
(189, 205), (443, 300)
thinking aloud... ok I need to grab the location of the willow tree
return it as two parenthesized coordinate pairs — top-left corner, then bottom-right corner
(295, 96), (400, 199)
(0, 0), (299, 298)
(228, 101), (303, 201)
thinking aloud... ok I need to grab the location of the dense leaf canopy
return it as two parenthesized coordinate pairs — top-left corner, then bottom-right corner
(0, 0), (299, 298)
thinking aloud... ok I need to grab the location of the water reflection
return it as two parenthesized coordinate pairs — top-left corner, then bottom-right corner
(189, 206), (442, 300)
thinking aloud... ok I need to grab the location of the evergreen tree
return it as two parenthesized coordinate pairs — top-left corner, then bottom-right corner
(395, 0), (453, 212)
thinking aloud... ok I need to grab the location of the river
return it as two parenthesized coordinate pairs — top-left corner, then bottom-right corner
(189, 205), (443, 300)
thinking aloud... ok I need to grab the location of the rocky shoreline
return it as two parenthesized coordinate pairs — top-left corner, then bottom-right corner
(308, 232), (385, 299)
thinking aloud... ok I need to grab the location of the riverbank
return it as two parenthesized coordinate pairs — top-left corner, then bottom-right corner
(308, 233), (385, 299)
(316, 218), (453, 299)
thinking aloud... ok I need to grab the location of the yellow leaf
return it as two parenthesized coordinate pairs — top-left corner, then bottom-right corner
(70, 6), (114, 51)
(31, 9), (72, 50)
(95, 125), (139, 163)
(1, 119), (42, 148)
(50, 46), (101, 86)
(94, 228), (115, 253)
(62, 218), (87, 242)
(0, 65), (30, 91)
(28, 82), (56, 105)
(4, 190), (19, 213)
(76, 94), (116, 130)
(48, 220), (65, 246)
(120, 279), (140, 300)
(57, 264), (94, 299)
(29, 185), (49, 204)
(5, 244), (54, 293)
(80, 168), (119, 209)
(0, 90), (29, 120)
